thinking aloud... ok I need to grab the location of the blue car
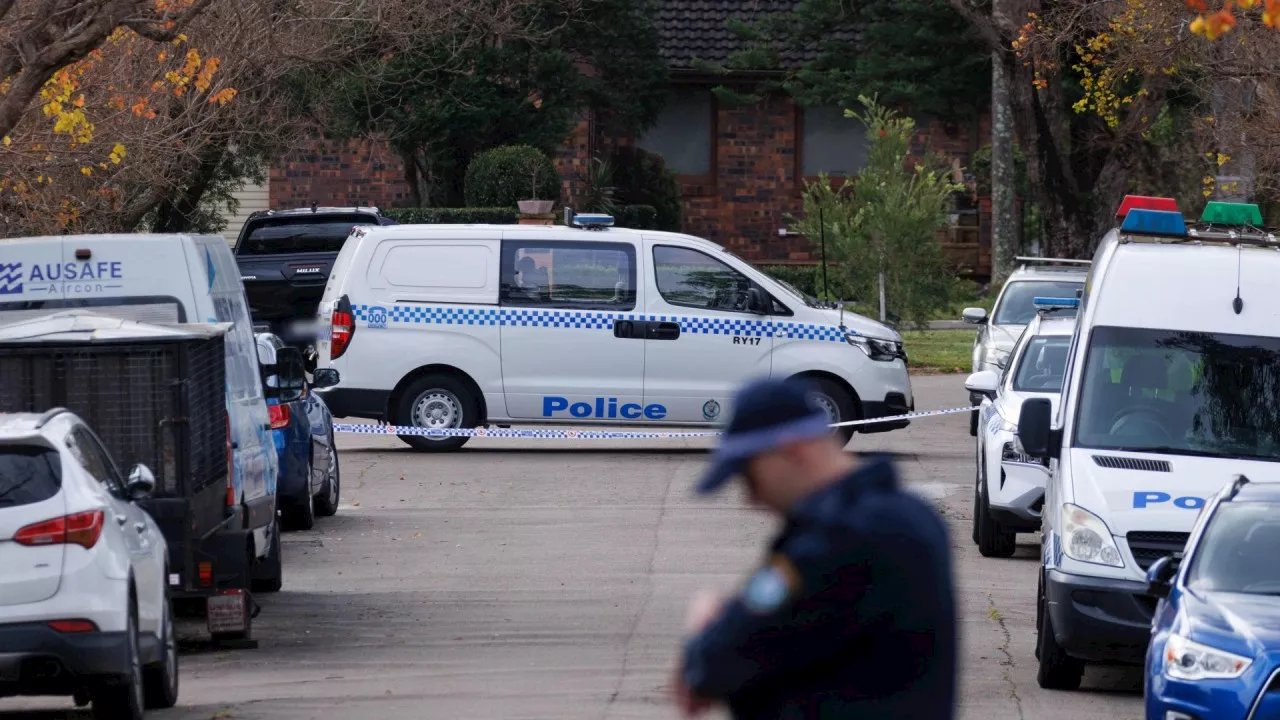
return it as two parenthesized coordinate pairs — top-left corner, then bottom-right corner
(1145, 476), (1280, 720)
(256, 333), (341, 531)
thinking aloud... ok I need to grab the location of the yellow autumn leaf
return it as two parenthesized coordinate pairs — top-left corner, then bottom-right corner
(81, 167), (93, 176)
(1, 136), (9, 146)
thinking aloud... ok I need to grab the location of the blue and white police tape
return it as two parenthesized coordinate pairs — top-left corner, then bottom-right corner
(331, 405), (978, 440)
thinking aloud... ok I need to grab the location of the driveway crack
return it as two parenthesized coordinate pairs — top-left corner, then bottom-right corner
(988, 594), (1025, 720)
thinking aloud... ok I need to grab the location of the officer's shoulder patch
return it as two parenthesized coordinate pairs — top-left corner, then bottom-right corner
(742, 554), (801, 615)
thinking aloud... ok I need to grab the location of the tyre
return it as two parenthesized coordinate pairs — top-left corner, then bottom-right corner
(1036, 576), (1085, 690)
(395, 374), (478, 452)
(314, 439), (340, 517)
(251, 523), (283, 593)
(969, 403), (980, 436)
(976, 465), (1017, 558)
(143, 591), (179, 709)
(971, 444), (981, 545)
(92, 596), (144, 720)
(282, 451), (316, 531)
(804, 377), (857, 446)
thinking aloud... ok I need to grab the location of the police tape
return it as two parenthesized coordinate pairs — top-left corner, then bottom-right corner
(331, 405), (978, 440)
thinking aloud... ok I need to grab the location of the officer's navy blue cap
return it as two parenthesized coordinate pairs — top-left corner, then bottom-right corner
(697, 378), (833, 495)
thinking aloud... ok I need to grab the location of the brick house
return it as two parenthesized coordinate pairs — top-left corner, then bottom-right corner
(250, 0), (993, 276)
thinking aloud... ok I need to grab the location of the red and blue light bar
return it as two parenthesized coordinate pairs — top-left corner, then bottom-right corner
(1116, 195), (1180, 219)
(1116, 195), (1185, 237)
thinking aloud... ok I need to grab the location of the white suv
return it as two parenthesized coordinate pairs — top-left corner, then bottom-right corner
(0, 410), (177, 719)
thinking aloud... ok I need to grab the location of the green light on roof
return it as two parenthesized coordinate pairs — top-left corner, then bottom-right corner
(1201, 201), (1264, 226)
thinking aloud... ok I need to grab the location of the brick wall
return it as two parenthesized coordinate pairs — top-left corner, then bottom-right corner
(270, 137), (413, 210)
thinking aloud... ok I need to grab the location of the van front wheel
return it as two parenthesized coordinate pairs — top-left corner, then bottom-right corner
(396, 375), (477, 452)
(805, 378), (857, 447)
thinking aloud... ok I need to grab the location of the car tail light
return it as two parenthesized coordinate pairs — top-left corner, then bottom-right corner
(48, 619), (98, 633)
(268, 403), (290, 429)
(198, 562), (213, 587)
(331, 296), (355, 359)
(14, 510), (105, 549)
(226, 415), (235, 507)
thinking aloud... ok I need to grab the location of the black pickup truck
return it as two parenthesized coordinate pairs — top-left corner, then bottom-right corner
(233, 206), (397, 357)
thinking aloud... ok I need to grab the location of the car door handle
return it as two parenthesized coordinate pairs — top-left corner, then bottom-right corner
(613, 319), (645, 339)
(134, 522), (147, 534)
(116, 515), (128, 527)
(647, 322), (681, 340)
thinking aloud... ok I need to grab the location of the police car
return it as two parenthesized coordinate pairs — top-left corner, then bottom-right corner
(961, 257), (1088, 436)
(1014, 196), (1280, 690)
(964, 300), (1075, 558)
(313, 212), (914, 451)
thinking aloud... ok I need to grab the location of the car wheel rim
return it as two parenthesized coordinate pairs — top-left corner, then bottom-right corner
(327, 446), (338, 503)
(412, 390), (463, 434)
(810, 393), (840, 425)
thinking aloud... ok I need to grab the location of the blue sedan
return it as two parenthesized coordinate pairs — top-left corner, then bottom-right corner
(1145, 476), (1280, 720)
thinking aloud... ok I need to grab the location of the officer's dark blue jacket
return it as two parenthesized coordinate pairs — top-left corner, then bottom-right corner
(682, 456), (956, 719)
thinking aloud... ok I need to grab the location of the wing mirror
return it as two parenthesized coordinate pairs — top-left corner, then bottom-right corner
(1145, 555), (1180, 598)
(312, 367), (340, 389)
(962, 307), (989, 324)
(964, 370), (1000, 400)
(126, 464), (156, 501)
(746, 287), (768, 314)
(265, 347), (308, 403)
(1017, 397), (1059, 459)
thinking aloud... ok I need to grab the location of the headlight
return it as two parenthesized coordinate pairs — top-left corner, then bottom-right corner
(1061, 503), (1124, 567)
(1165, 635), (1252, 680)
(846, 333), (903, 362)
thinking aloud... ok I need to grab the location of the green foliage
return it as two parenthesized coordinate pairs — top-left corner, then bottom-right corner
(610, 146), (682, 231)
(759, 264), (820, 297)
(712, 0), (990, 120)
(383, 207), (519, 224)
(464, 146), (560, 208)
(577, 156), (618, 214)
(971, 144), (1029, 198)
(790, 97), (963, 328)
(313, 0), (667, 207)
(614, 204), (658, 230)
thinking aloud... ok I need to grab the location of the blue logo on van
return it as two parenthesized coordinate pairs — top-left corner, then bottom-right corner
(1133, 491), (1205, 509)
(0, 263), (23, 294)
(367, 306), (388, 329)
(22, 261), (124, 295)
(543, 396), (666, 420)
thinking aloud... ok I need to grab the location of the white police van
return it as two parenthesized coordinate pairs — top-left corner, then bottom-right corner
(314, 213), (914, 451)
(1015, 197), (1280, 690)
(0, 234), (279, 591)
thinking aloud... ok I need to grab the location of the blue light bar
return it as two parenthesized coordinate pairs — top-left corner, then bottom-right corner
(573, 213), (615, 228)
(1120, 208), (1186, 237)
(1033, 296), (1080, 310)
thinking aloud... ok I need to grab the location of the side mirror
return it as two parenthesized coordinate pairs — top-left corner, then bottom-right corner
(1145, 555), (1179, 598)
(126, 464), (156, 500)
(272, 347), (307, 403)
(964, 370), (1000, 400)
(962, 307), (989, 325)
(1017, 398), (1056, 459)
(312, 367), (340, 389)
(746, 287), (768, 314)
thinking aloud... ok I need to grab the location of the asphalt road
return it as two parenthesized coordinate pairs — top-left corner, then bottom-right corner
(1, 375), (1143, 720)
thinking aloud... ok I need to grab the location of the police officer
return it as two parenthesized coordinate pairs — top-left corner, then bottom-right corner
(672, 378), (956, 719)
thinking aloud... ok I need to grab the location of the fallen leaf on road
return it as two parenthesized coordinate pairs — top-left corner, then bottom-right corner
(352, 501), (361, 507)
(412, 532), (422, 538)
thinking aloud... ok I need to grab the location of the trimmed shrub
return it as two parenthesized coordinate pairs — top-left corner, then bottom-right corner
(384, 207), (519, 224)
(464, 145), (560, 208)
(614, 204), (658, 230)
(611, 146), (682, 231)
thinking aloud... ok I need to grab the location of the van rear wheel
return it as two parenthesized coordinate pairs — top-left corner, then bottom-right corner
(396, 375), (477, 452)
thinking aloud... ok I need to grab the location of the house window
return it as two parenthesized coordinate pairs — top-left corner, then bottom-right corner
(802, 105), (869, 177)
(638, 89), (713, 177)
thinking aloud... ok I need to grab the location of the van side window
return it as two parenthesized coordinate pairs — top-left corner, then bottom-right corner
(500, 240), (636, 311)
(653, 246), (759, 314)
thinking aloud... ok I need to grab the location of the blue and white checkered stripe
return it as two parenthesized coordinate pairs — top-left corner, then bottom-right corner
(352, 304), (850, 342)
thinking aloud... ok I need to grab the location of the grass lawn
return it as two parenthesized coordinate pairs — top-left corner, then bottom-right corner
(903, 330), (973, 374)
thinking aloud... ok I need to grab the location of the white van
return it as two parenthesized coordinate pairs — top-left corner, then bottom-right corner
(1015, 197), (1280, 690)
(314, 214), (914, 451)
(0, 234), (279, 573)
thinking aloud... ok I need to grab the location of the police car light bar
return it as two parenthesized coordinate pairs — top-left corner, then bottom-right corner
(1116, 195), (1179, 219)
(1120, 208), (1186, 237)
(572, 213), (615, 230)
(1033, 296), (1080, 311)
(1200, 201), (1264, 226)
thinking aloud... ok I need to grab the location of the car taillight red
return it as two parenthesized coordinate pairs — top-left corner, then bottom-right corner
(14, 510), (105, 550)
(331, 310), (354, 359)
(48, 619), (98, 633)
(269, 403), (290, 429)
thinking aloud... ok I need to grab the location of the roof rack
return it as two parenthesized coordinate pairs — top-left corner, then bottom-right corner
(1015, 256), (1091, 269)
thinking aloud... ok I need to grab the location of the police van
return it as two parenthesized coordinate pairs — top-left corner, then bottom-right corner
(1015, 197), (1280, 690)
(0, 234), (280, 621)
(314, 213), (914, 451)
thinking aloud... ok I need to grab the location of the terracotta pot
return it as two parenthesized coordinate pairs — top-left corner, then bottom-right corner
(518, 200), (555, 215)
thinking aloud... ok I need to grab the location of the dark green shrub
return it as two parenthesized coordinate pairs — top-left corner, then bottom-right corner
(384, 207), (519, 224)
(464, 145), (560, 208)
(615, 205), (658, 229)
(610, 146), (682, 231)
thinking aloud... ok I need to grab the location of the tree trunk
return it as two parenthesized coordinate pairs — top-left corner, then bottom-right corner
(990, 48), (1018, 283)
(153, 141), (229, 232)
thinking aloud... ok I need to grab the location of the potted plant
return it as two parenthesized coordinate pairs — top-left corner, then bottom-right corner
(518, 166), (555, 215)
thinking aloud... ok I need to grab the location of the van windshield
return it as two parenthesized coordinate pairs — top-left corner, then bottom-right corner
(993, 280), (1083, 325)
(1074, 326), (1280, 461)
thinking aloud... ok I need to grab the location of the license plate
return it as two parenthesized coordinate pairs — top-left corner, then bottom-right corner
(206, 592), (246, 634)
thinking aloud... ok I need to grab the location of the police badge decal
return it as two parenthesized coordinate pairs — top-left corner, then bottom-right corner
(702, 399), (721, 421)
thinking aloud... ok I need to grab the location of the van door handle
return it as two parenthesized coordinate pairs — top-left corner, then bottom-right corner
(613, 320), (644, 339)
(647, 322), (681, 340)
